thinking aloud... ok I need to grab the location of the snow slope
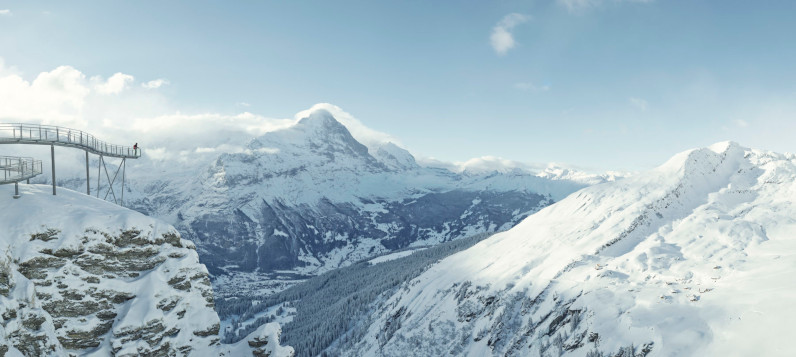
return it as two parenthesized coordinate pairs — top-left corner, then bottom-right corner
(341, 142), (796, 356)
(0, 184), (292, 356)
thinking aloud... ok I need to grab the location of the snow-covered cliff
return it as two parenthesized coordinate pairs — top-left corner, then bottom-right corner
(340, 142), (796, 356)
(0, 185), (292, 356)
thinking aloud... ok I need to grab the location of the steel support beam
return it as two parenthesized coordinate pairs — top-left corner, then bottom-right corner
(97, 155), (102, 198)
(51, 144), (56, 195)
(121, 158), (126, 206)
(86, 151), (90, 195)
(102, 157), (123, 204)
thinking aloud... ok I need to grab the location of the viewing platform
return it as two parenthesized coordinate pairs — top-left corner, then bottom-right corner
(0, 156), (43, 198)
(0, 123), (140, 204)
(0, 156), (42, 184)
(0, 123), (140, 159)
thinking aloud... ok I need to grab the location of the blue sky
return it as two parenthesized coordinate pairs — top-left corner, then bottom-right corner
(1, 0), (795, 171)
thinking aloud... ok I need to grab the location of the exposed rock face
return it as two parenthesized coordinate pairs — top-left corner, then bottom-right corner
(0, 257), (64, 356)
(0, 186), (293, 356)
(8, 225), (218, 355)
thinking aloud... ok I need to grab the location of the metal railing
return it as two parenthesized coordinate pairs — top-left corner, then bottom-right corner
(0, 156), (42, 184)
(0, 123), (141, 159)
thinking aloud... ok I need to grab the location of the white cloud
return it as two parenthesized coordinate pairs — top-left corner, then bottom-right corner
(490, 13), (529, 56)
(558, 0), (653, 12)
(95, 72), (135, 95)
(629, 97), (648, 111)
(142, 78), (169, 89)
(0, 60), (278, 155)
(0, 9), (11, 16)
(456, 155), (540, 174)
(0, 64), (91, 126)
(734, 119), (748, 128)
(515, 82), (550, 92)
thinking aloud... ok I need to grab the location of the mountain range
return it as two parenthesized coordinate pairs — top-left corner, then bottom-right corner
(103, 108), (617, 299)
(5, 106), (795, 356)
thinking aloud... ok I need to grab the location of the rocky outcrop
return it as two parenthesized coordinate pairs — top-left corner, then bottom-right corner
(0, 186), (293, 356)
(10, 226), (220, 355)
(0, 257), (64, 356)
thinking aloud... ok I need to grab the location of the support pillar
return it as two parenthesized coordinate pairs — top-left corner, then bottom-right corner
(121, 158), (126, 206)
(13, 182), (20, 199)
(86, 151), (90, 195)
(51, 144), (56, 195)
(97, 155), (102, 198)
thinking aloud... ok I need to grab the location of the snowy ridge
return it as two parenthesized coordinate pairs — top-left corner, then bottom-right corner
(0, 185), (292, 356)
(340, 142), (796, 356)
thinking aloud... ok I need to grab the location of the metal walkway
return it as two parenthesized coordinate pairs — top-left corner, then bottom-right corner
(0, 123), (140, 158)
(0, 156), (43, 198)
(0, 123), (141, 204)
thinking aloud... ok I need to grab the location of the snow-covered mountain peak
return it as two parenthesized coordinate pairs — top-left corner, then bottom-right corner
(373, 141), (418, 170)
(707, 140), (739, 154)
(254, 109), (371, 157)
(342, 142), (796, 356)
(653, 141), (746, 181)
(296, 108), (341, 127)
